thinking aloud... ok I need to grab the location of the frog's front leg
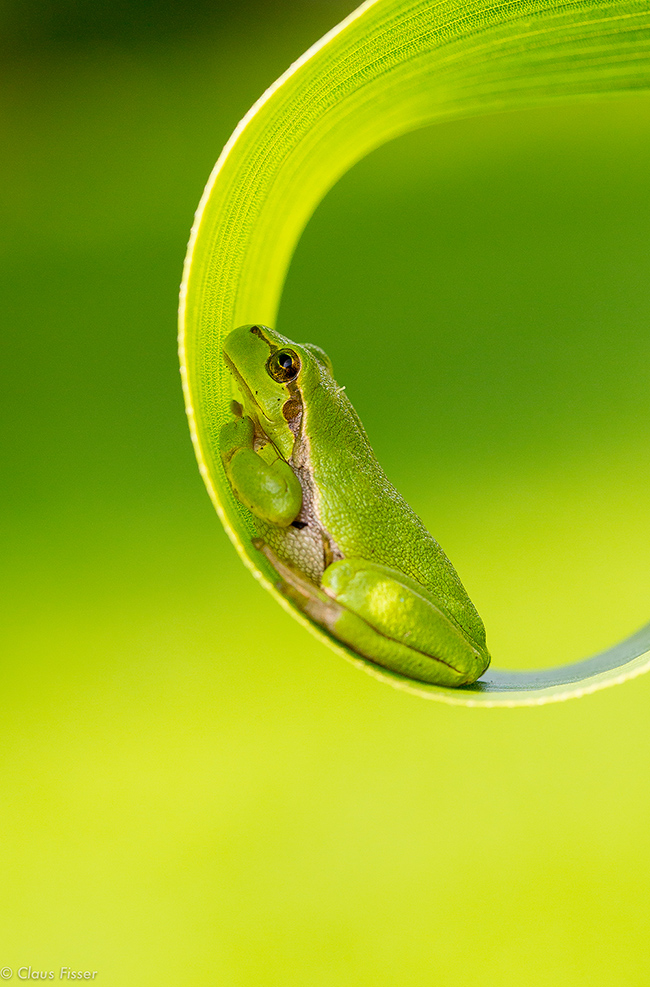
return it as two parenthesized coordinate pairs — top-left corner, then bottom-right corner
(255, 543), (488, 687)
(220, 416), (302, 526)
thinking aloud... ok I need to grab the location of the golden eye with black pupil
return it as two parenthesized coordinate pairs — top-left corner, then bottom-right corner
(267, 349), (301, 383)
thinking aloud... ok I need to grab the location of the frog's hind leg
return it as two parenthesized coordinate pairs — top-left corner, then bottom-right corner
(320, 558), (488, 686)
(253, 541), (488, 687)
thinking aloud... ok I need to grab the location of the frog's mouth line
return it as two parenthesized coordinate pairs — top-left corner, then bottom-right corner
(222, 350), (275, 430)
(223, 349), (303, 462)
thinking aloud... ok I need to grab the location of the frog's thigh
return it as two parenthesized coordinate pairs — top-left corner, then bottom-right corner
(322, 559), (484, 687)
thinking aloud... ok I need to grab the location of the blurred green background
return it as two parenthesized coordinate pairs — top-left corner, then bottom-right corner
(2, 1), (650, 984)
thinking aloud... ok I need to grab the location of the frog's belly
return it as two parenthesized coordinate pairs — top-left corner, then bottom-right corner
(257, 520), (326, 584)
(256, 459), (341, 585)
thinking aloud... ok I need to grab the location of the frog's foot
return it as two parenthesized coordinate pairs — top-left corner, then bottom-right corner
(254, 542), (489, 688)
(253, 539), (346, 627)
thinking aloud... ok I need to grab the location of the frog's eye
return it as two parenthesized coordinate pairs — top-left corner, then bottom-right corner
(267, 348), (301, 383)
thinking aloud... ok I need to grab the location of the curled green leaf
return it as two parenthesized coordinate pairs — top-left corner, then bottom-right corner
(179, 0), (650, 706)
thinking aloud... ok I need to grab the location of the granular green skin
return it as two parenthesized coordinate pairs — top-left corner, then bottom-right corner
(221, 324), (489, 687)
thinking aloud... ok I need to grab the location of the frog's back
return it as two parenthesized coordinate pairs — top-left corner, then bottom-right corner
(304, 383), (486, 649)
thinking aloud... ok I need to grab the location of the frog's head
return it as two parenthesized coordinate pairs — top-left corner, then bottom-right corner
(223, 324), (334, 460)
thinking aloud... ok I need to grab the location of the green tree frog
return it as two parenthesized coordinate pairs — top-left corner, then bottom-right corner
(220, 324), (490, 687)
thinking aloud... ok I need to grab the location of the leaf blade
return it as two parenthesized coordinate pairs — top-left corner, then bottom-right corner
(179, 0), (650, 704)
